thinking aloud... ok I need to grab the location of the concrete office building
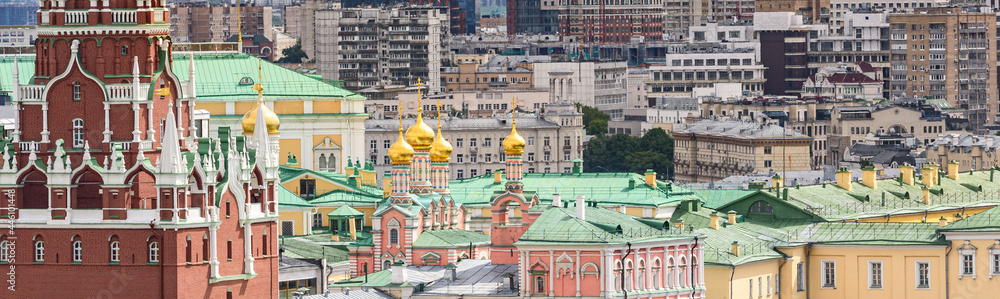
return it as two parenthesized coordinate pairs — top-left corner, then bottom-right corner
(532, 60), (628, 118)
(169, 3), (273, 43)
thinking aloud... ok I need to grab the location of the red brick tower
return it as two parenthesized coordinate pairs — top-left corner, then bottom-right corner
(0, 1), (280, 298)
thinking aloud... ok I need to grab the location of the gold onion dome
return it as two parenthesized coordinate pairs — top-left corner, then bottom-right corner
(429, 128), (453, 162)
(388, 129), (415, 164)
(404, 114), (435, 148)
(502, 124), (526, 155)
(241, 102), (281, 135)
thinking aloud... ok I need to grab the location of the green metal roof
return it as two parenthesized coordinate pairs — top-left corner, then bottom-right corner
(696, 225), (785, 266)
(516, 206), (699, 245)
(693, 189), (756, 210)
(278, 185), (314, 208)
(330, 269), (411, 287)
(798, 222), (946, 245)
(411, 229), (490, 248)
(310, 190), (384, 205)
(280, 166), (382, 198)
(939, 205), (1000, 232)
(170, 53), (361, 101)
(448, 172), (698, 207)
(0, 56), (34, 91)
(327, 205), (364, 218)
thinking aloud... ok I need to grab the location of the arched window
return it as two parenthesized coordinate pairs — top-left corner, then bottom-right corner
(149, 242), (159, 263)
(0, 239), (8, 263)
(72, 81), (81, 101)
(72, 119), (84, 148)
(72, 241), (82, 262)
(614, 260), (623, 291)
(110, 241), (120, 262)
(383, 260), (392, 270)
(625, 260), (633, 291)
(318, 154), (328, 170)
(185, 235), (192, 263)
(202, 234), (209, 262)
(666, 257), (675, 288)
(534, 276), (545, 294)
(34, 241), (44, 262)
(652, 259), (661, 289)
(749, 200), (773, 214)
(679, 256), (688, 288)
(389, 229), (399, 244)
(638, 259), (646, 290)
(692, 256), (699, 285)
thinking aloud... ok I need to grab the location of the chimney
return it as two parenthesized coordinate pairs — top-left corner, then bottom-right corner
(628, 179), (636, 189)
(390, 261), (407, 284)
(576, 195), (586, 220)
(727, 210), (737, 224)
(644, 169), (657, 188)
(620, 205), (627, 215)
(709, 212), (720, 230)
(836, 167), (852, 191)
(921, 167), (934, 187)
(928, 163), (940, 185)
(861, 167), (877, 189)
(552, 194), (562, 208)
(772, 173), (783, 189)
(676, 219), (685, 230)
(344, 287), (350, 296)
(948, 161), (960, 181)
(939, 216), (948, 227)
(922, 187), (931, 205)
(494, 170), (503, 184)
(382, 173), (392, 199)
(731, 241), (741, 256)
(900, 164), (914, 185)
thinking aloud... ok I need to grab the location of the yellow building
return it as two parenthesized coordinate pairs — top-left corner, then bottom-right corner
(939, 205), (1000, 298)
(672, 120), (813, 183)
(277, 163), (383, 236)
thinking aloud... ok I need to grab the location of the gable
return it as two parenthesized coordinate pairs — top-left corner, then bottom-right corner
(715, 191), (822, 221)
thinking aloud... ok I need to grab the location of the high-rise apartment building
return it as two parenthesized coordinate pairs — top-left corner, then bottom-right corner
(506, 0), (560, 35)
(755, 12), (826, 95)
(284, 0), (340, 59)
(169, 3), (273, 43)
(755, 0), (830, 24)
(315, 5), (450, 92)
(888, 7), (997, 132)
(542, 0), (665, 43)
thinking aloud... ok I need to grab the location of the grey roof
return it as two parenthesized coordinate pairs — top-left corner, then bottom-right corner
(417, 259), (519, 296)
(366, 115), (561, 132)
(930, 134), (1000, 152)
(279, 256), (323, 271)
(675, 120), (811, 139)
(302, 288), (391, 299)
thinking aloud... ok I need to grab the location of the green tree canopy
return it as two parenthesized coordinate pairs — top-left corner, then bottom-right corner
(583, 128), (674, 179)
(277, 39), (308, 64)
(576, 103), (610, 135)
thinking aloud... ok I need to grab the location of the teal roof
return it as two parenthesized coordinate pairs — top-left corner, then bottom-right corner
(939, 205), (1000, 232)
(448, 172), (698, 207)
(696, 225), (785, 266)
(0, 55), (34, 91)
(798, 222), (946, 245)
(311, 189), (384, 205)
(693, 189), (756, 210)
(278, 185), (314, 208)
(516, 206), (698, 245)
(327, 205), (364, 218)
(171, 53), (360, 101)
(280, 166), (382, 198)
(723, 172), (1000, 221)
(331, 269), (411, 287)
(411, 229), (490, 248)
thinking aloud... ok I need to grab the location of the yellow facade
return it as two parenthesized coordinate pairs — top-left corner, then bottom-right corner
(197, 101), (227, 115)
(280, 175), (353, 198)
(314, 205), (377, 227)
(947, 239), (1000, 298)
(274, 100), (305, 114)
(313, 100), (342, 113)
(278, 209), (311, 236)
(279, 139), (302, 167)
(857, 206), (993, 223)
(235, 101), (256, 115)
(705, 260), (781, 299)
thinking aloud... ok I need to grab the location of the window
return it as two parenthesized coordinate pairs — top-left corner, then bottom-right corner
(869, 261), (883, 289)
(470, 138), (477, 147)
(959, 242), (977, 278)
(527, 137), (535, 146)
(764, 160), (772, 168)
(144, 241), (158, 263)
(749, 201), (773, 213)
(35, 241), (44, 262)
(471, 169), (478, 177)
(527, 153), (535, 162)
(991, 242), (1000, 277)
(121, 45), (128, 56)
(0, 240), (8, 263)
(456, 169), (464, 179)
(534, 276), (545, 293)
(962, 254), (975, 276)
(384, 140), (390, 148)
(485, 154), (492, 163)
(916, 261), (930, 289)
(749, 279), (753, 298)
(389, 229), (399, 244)
(764, 146), (772, 154)
(456, 138), (463, 147)
(457, 154), (464, 163)
(227, 239), (232, 260)
(822, 260), (836, 288)
(370, 140), (377, 149)
(73, 241), (82, 262)
(758, 277), (762, 297)
(72, 119), (84, 148)
(767, 275), (771, 295)
(72, 81), (81, 101)
(484, 138), (492, 147)
(469, 155), (477, 163)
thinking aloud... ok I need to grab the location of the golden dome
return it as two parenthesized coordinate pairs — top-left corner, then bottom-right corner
(502, 124), (526, 155)
(241, 101), (281, 135)
(388, 129), (415, 164)
(404, 114), (435, 149)
(429, 127), (452, 162)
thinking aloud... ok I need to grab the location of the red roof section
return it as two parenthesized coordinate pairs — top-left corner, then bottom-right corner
(857, 61), (876, 73)
(825, 73), (879, 83)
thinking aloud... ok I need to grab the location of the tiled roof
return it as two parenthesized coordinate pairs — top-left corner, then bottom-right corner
(170, 53), (360, 101)
(310, 189), (384, 205)
(697, 225), (785, 266)
(857, 61), (876, 73)
(675, 120), (811, 140)
(332, 269), (410, 287)
(516, 206), (698, 245)
(448, 172), (697, 207)
(939, 205), (1000, 232)
(411, 229), (490, 247)
(278, 186), (314, 208)
(929, 134), (1000, 152)
(823, 73), (879, 84)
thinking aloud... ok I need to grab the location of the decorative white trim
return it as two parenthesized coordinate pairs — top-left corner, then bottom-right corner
(915, 260), (931, 289)
(989, 240), (1000, 279)
(959, 240), (977, 280)
(867, 260), (884, 289)
(820, 259), (836, 289)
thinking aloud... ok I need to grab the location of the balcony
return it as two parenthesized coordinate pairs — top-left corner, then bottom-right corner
(112, 10), (136, 24)
(19, 85), (44, 101)
(65, 11), (88, 25)
(19, 141), (40, 153)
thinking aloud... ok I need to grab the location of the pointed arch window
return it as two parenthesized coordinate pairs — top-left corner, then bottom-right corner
(110, 241), (120, 263)
(72, 241), (83, 262)
(0, 239), (8, 263)
(149, 242), (159, 263)
(72, 119), (84, 148)
(34, 240), (44, 262)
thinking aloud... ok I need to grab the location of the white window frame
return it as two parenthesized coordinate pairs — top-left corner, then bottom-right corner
(868, 260), (883, 289)
(110, 241), (120, 262)
(821, 259), (836, 289)
(73, 241), (83, 262)
(72, 119), (85, 148)
(767, 275), (771, 295)
(0, 240), (8, 262)
(990, 240), (1000, 279)
(796, 262), (805, 291)
(916, 260), (931, 289)
(959, 241), (977, 279)
(149, 242), (160, 263)
(34, 241), (44, 262)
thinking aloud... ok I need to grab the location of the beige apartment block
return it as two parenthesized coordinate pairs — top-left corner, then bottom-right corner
(169, 3), (272, 43)
(365, 88), (551, 119)
(888, 8), (997, 132)
(926, 134), (1000, 171)
(672, 120), (813, 183)
(827, 105), (955, 165)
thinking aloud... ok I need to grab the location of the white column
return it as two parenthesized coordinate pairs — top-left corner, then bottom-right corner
(209, 215), (221, 278)
(243, 219), (256, 275)
(549, 78), (556, 102)
(646, 248), (652, 291)
(132, 102), (141, 142)
(147, 102), (156, 141)
(567, 79), (573, 103)
(603, 249), (613, 298)
(177, 100), (184, 139)
(549, 250), (555, 296)
(40, 103), (50, 142)
(103, 102), (111, 142)
(575, 250), (582, 296)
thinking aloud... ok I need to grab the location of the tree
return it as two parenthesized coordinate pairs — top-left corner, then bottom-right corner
(587, 119), (608, 136)
(576, 103), (610, 135)
(583, 128), (675, 179)
(277, 39), (308, 63)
